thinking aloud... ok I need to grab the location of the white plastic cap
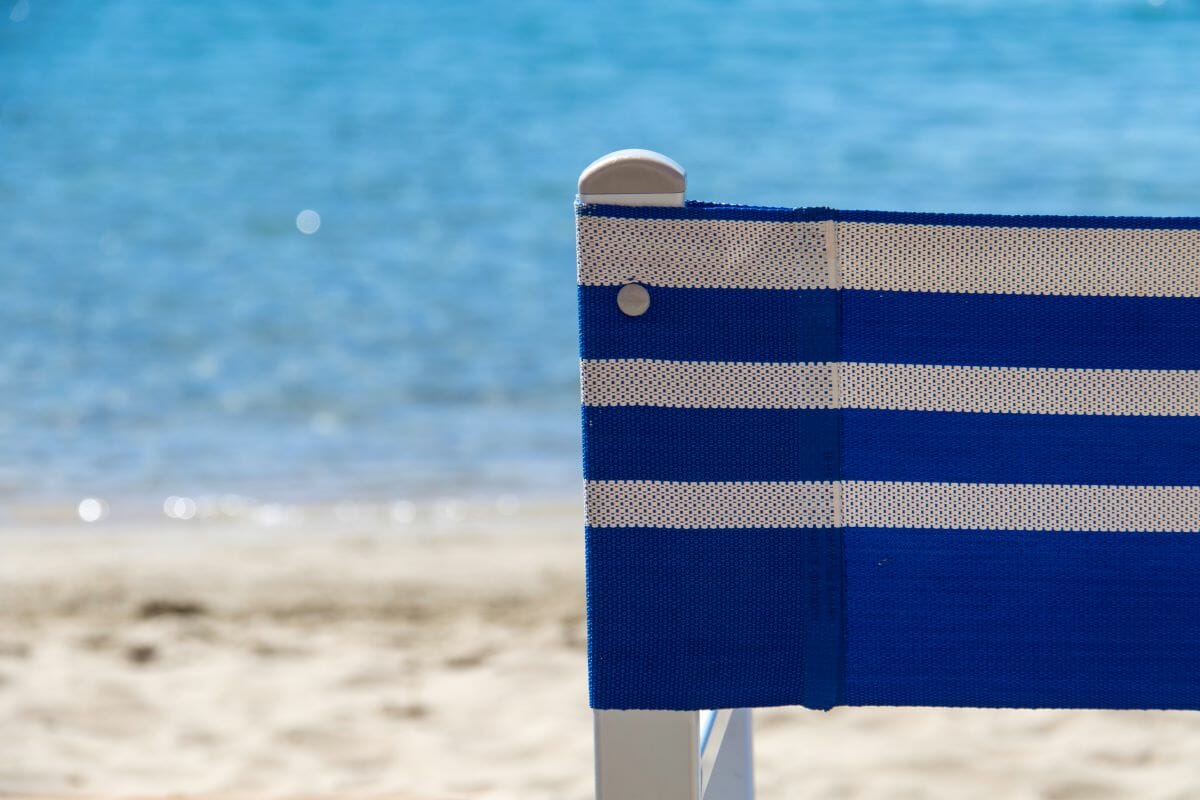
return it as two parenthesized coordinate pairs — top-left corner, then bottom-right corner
(577, 149), (686, 207)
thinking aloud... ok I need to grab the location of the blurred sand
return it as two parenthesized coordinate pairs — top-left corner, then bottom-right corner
(4, 506), (1200, 800)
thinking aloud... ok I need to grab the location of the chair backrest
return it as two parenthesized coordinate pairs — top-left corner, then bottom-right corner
(577, 150), (1200, 714)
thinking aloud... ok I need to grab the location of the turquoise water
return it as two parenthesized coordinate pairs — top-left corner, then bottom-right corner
(3, 0), (1200, 514)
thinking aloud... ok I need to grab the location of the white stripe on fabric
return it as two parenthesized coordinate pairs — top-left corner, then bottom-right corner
(576, 215), (831, 289)
(585, 480), (837, 529)
(846, 363), (1200, 416)
(586, 480), (1200, 533)
(577, 215), (1200, 296)
(582, 360), (837, 409)
(839, 222), (1200, 297)
(581, 360), (1200, 417)
(842, 481), (1200, 533)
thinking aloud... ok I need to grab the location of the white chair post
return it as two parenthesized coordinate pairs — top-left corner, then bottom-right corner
(594, 709), (700, 800)
(580, 149), (754, 800)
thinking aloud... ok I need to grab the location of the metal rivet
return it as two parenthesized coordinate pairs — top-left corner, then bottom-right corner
(617, 283), (650, 317)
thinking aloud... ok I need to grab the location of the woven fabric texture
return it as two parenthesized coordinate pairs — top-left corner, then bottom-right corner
(578, 202), (1200, 712)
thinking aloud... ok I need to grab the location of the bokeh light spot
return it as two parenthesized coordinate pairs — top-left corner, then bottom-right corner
(296, 209), (321, 234)
(390, 500), (416, 524)
(163, 495), (197, 520)
(78, 497), (108, 523)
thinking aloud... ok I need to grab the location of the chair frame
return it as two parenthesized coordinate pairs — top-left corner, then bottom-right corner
(579, 150), (756, 800)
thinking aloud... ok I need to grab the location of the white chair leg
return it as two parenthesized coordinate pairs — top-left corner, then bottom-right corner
(592, 708), (755, 800)
(700, 709), (755, 800)
(594, 710), (700, 800)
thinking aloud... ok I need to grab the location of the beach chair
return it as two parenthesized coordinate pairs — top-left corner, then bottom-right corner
(575, 150), (1200, 799)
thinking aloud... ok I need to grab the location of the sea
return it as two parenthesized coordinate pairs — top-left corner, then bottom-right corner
(3, 0), (1199, 524)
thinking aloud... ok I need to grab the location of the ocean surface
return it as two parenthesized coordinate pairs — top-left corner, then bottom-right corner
(3, 0), (1200, 522)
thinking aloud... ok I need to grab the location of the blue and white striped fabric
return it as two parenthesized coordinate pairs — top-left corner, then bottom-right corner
(577, 202), (1200, 712)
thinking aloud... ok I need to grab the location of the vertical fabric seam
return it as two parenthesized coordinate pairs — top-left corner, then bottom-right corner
(795, 214), (847, 711)
(832, 214), (848, 710)
(824, 217), (845, 528)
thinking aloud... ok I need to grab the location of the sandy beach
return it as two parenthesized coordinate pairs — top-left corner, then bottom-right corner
(4, 503), (1200, 800)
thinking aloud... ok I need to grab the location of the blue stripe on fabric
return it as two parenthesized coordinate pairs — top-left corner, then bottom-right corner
(843, 527), (1200, 710)
(577, 201), (833, 223)
(582, 406), (840, 482)
(579, 285), (839, 363)
(843, 290), (1200, 370)
(842, 409), (1200, 486)
(579, 201), (1200, 230)
(587, 526), (843, 710)
(837, 208), (1200, 230)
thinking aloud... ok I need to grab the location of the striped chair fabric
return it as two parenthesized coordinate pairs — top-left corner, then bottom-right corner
(578, 202), (1200, 712)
